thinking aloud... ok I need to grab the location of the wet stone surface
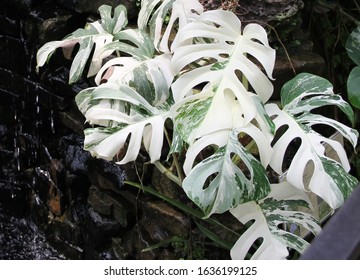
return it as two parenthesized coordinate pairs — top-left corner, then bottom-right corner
(0, 206), (65, 260)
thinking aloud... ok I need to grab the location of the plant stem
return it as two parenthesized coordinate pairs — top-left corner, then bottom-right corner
(164, 127), (185, 183)
(354, 0), (360, 13)
(154, 161), (182, 186)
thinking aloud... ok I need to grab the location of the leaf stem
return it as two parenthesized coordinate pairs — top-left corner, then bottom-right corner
(154, 161), (182, 186)
(164, 127), (185, 183)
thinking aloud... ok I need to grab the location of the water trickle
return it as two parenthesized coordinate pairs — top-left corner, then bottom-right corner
(50, 108), (56, 134)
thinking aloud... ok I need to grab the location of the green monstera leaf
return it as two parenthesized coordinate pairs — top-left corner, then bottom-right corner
(36, 5), (128, 83)
(346, 25), (360, 109)
(266, 73), (359, 209)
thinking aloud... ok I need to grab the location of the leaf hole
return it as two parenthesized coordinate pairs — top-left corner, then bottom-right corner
(115, 134), (131, 162)
(230, 152), (251, 181)
(203, 172), (219, 190)
(100, 66), (115, 84)
(246, 237), (264, 259)
(277, 223), (287, 231)
(250, 38), (264, 45)
(219, 53), (229, 58)
(282, 136), (302, 172)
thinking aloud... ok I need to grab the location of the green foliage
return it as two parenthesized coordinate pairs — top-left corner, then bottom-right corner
(37, 0), (359, 260)
(346, 25), (360, 108)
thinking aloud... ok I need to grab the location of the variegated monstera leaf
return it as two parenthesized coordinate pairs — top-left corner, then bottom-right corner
(182, 125), (273, 217)
(138, 0), (203, 53)
(230, 182), (321, 260)
(170, 9), (276, 216)
(171, 9), (275, 143)
(75, 53), (174, 164)
(37, 5), (128, 83)
(266, 73), (359, 209)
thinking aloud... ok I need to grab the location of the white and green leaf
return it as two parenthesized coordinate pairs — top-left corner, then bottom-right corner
(346, 24), (360, 66)
(266, 74), (359, 209)
(102, 29), (155, 60)
(36, 5), (128, 83)
(182, 125), (272, 217)
(138, 0), (203, 52)
(81, 85), (170, 163)
(171, 10), (275, 103)
(230, 182), (321, 260)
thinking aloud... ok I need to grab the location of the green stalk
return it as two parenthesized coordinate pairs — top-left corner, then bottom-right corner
(153, 161), (182, 186)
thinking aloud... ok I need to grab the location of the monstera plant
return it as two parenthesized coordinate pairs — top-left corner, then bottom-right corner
(37, 0), (359, 259)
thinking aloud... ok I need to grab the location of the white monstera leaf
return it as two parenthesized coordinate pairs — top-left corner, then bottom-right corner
(75, 53), (173, 164)
(230, 182), (321, 260)
(171, 9), (275, 102)
(93, 54), (173, 106)
(170, 9), (275, 144)
(77, 83), (170, 164)
(99, 28), (155, 60)
(138, 0), (203, 52)
(182, 124), (272, 217)
(266, 73), (359, 209)
(37, 5), (128, 83)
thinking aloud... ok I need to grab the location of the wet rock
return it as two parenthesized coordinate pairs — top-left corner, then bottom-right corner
(88, 159), (126, 193)
(0, 36), (28, 75)
(64, 170), (89, 195)
(81, 206), (122, 258)
(0, 0), (34, 19)
(40, 66), (94, 100)
(151, 167), (185, 200)
(122, 225), (159, 260)
(141, 200), (191, 238)
(111, 237), (128, 259)
(0, 13), (20, 37)
(88, 186), (113, 216)
(55, 0), (139, 21)
(88, 185), (131, 227)
(59, 106), (86, 135)
(29, 190), (49, 228)
(60, 134), (92, 174)
(45, 205), (86, 259)
(0, 208), (65, 260)
(0, 182), (29, 218)
(49, 159), (64, 187)
(48, 184), (62, 216)
(24, 1), (86, 45)
(86, 206), (121, 240)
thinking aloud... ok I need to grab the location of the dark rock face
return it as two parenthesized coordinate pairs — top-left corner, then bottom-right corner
(55, 0), (139, 20)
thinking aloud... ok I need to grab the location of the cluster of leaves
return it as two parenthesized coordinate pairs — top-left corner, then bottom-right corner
(37, 0), (359, 259)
